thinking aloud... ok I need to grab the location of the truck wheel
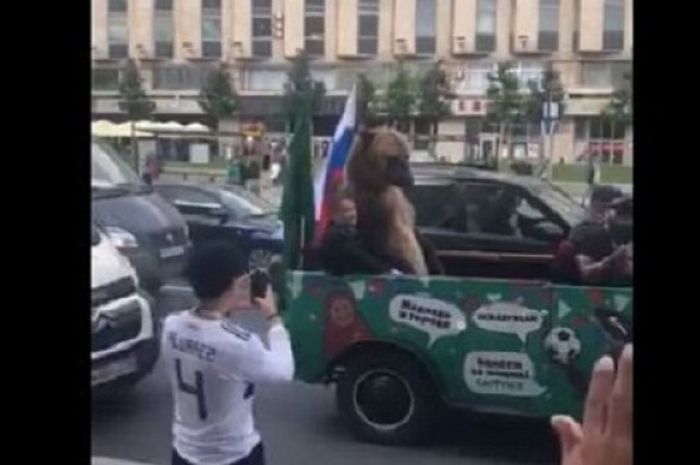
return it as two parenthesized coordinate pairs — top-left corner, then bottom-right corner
(336, 350), (441, 445)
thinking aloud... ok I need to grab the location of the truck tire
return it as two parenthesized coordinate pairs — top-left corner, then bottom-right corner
(336, 350), (442, 445)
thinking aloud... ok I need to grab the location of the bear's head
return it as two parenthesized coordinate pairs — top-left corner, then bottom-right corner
(347, 129), (413, 192)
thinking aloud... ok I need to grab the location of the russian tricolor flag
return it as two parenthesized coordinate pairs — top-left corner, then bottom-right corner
(313, 84), (357, 244)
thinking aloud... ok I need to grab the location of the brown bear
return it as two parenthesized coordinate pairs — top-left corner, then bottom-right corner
(346, 128), (442, 276)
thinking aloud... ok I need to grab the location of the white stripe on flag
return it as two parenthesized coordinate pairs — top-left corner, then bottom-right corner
(313, 84), (357, 221)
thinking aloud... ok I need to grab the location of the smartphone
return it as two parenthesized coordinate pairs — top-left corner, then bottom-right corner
(250, 269), (270, 302)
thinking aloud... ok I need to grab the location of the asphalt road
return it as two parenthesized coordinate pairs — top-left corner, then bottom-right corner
(92, 286), (560, 465)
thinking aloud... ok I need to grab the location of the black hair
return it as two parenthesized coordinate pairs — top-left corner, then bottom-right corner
(185, 242), (247, 300)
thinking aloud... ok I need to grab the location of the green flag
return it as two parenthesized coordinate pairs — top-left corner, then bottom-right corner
(281, 98), (315, 271)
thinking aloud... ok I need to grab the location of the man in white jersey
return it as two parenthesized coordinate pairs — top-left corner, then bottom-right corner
(162, 242), (294, 465)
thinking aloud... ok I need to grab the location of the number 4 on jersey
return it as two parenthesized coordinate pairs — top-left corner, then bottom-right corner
(175, 359), (208, 421)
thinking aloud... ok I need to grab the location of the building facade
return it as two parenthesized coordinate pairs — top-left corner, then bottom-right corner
(92, 0), (633, 165)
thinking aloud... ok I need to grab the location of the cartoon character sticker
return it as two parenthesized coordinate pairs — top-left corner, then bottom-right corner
(323, 292), (371, 357)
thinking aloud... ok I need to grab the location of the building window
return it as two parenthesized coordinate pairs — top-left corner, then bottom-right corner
(93, 68), (121, 90)
(153, 65), (215, 90)
(415, 0), (436, 55)
(107, 0), (128, 58)
(414, 119), (433, 150)
(509, 61), (545, 89)
(358, 0), (379, 55)
(245, 69), (288, 91)
(581, 61), (630, 88)
(305, 0), (325, 56)
(538, 0), (559, 52)
(310, 69), (337, 91)
(453, 63), (497, 94)
(475, 0), (497, 52)
(154, 0), (174, 58)
(603, 0), (624, 50)
(201, 0), (222, 58)
(574, 117), (626, 165)
(252, 0), (273, 58)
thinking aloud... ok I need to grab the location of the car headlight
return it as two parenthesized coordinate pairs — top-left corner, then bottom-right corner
(104, 226), (139, 250)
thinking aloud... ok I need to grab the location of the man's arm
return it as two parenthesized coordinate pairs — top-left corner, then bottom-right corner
(575, 254), (613, 284)
(226, 321), (295, 383)
(576, 246), (630, 285)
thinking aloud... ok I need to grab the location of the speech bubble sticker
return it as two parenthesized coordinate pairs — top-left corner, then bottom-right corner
(463, 351), (547, 397)
(349, 280), (367, 300)
(389, 294), (466, 347)
(472, 301), (545, 342)
(557, 300), (573, 320)
(613, 294), (631, 311)
(487, 293), (502, 302)
(290, 271), (304, 299)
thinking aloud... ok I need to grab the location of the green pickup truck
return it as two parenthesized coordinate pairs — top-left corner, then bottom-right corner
(282, 271), (631, 445)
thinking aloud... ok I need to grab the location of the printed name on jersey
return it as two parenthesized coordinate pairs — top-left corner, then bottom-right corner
(221, 321), (252, 341)
(167, 331), (217, 362)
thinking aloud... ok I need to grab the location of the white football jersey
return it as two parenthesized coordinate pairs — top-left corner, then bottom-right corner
(161, 310), (294, 465)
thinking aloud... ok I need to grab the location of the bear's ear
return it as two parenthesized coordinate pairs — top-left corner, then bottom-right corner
(359, 130), (376, 153)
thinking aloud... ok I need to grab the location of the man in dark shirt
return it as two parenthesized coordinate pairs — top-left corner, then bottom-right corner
(569, 185), (632, 286)
(320, 191), (401, 276)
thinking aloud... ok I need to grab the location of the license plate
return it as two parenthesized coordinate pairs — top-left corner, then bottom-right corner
(92, 354), (137, 386)
(160, 245), (185, 259)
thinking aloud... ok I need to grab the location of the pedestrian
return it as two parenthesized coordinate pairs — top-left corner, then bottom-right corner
(567, 185), (632, 286)
(161, 242), (294, 465)
(142, 154), (162, 186)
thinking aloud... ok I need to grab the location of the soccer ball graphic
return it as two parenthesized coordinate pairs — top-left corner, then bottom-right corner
(545, 327), (582, 365)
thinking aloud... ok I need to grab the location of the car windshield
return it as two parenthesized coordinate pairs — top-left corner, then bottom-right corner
(219, 187), (276, 218)
(91, 140), (149, 194)
(536, 184), (586, 225)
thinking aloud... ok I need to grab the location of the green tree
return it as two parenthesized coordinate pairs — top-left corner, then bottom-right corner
(487, 62), (527, 162)
(198, 63), (239, 154)
(602, 71), (632, 127)
(418, 61), (451, 155)
(524, 64), (566, 160)
(118, 59), (155, 169)
(384, 62), (418, 130)
(357, 73), (378, 128)
(283, 50), (326, 131)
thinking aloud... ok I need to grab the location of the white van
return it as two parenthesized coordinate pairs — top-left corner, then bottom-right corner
(91, 223), (159, 393)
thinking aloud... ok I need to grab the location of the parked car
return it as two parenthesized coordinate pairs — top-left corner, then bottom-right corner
(92, 223), (158, 395)
(154, 183), (283, 270)
(91, 139), (190, 296)
(408, 163), (587, 279)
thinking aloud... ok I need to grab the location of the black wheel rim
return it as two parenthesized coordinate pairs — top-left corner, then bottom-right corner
(352, 369), (415, 431)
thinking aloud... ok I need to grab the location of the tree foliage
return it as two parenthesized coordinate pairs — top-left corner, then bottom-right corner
(486, 62), (526, 128)
(118, 59), (155, 120)
(198, 63), (239, 126)
(602, 71), (632, 126)
(283, 50), (326, 127)
(523, 64), (565, 123)
(417, 61), (450, 124)
(384, 62), (418, 127)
